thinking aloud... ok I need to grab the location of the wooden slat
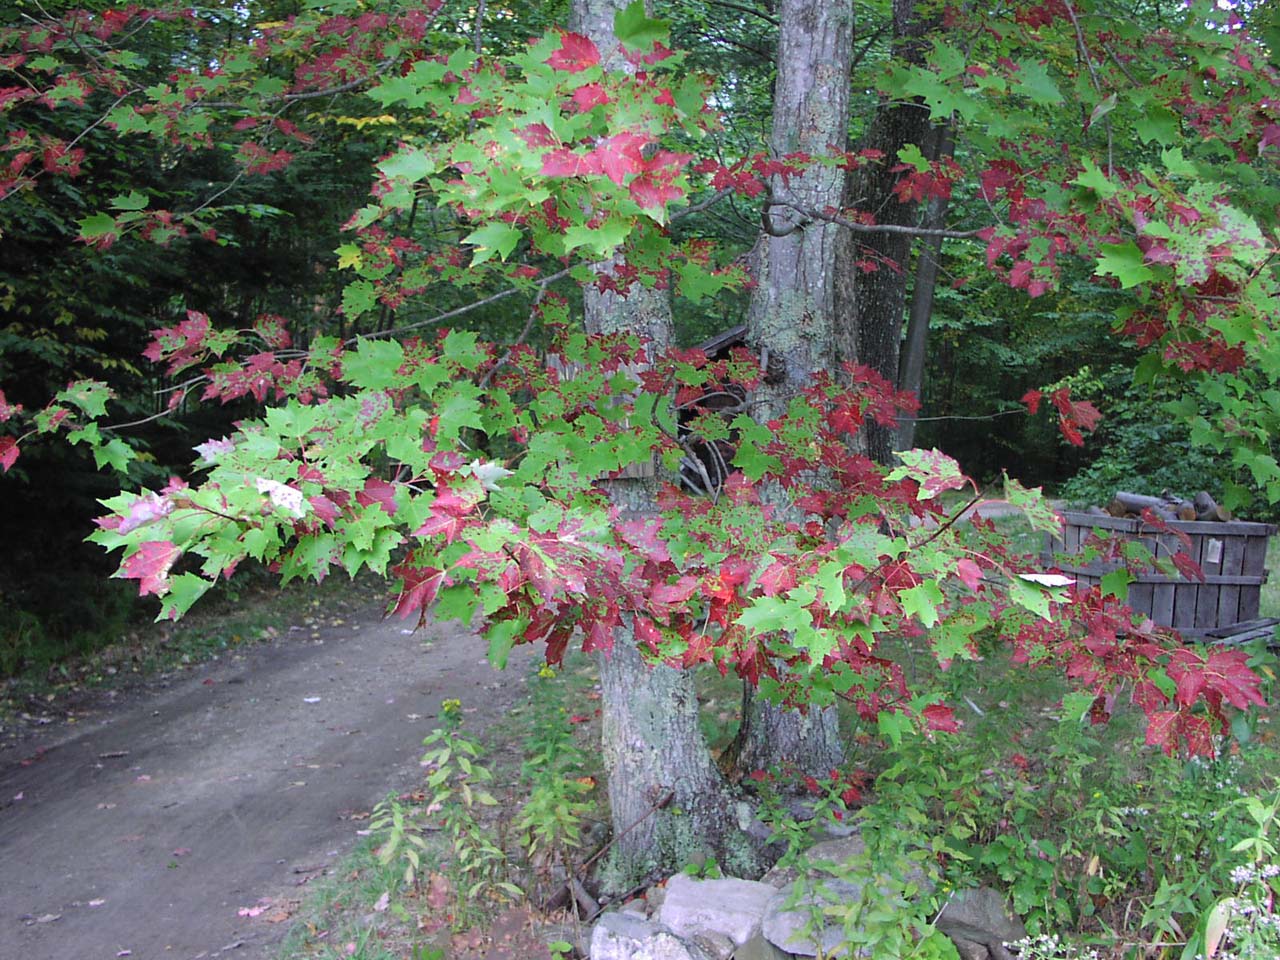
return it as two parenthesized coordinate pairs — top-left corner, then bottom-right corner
(1060, 512), (1276, 537)
(1241, 535), (1269, 621)
(1218, 534), (1246, 627)
(1172, 531), (1201, 628)
(1052, 565), (1265, 586)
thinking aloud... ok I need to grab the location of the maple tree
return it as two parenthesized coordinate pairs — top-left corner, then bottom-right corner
(1, 0), (1278, 888)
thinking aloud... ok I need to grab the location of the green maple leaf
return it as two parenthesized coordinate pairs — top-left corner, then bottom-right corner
(464, 222), (521, 265)
(899, 581), (944, 628)
(335, 243), (362, 270)
(110, 191), (150, 211)
(897, 143), (930, 173)
(93, 438), (136, 474)
(367, 74), (430, 109)
(343, 339), (404, 390)
(106, 106), (155, 135)
(1096, 241), (1155, 289)
(1135, 106), (1178, 145)
(57, 380), (112, 418)
(1014, 60), (1063, 105)
(1006, 576), (1053, 621)
(614, 1), (669, 50)
(484, 619), (523, 669)
(158, 574), (214, 621)
(341, 280), (378, 318)
(1101, 568), (1132, 600)
(77, 213), (117, 243)
(1003, 474), (1061, 535)
(1071, 157), (1117, 199)
(378, 148), (435, 183)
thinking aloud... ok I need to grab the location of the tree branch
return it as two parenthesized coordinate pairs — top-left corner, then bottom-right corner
(774, 200), (982, 239)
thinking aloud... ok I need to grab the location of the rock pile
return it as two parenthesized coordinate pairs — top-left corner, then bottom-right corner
(587, 832), (1025, 960)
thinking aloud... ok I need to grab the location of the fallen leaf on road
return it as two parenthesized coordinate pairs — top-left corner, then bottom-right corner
(97, 802), (117, 810)
(88, 899), (106, 907)
(373, 891), (390, 913)
(406, 713), (424, 720)
(13, 792), (22, 801)
(237, 903), (268, 918)
(172, 847), (191, 857)
(303, 697), (321, 704)
(202, 678), (215, 686)
(36, 913), (61, 923)
(263, 908), (293, 923)
(426, 873), (452, 911)
(135, 775), (151, 782)
(116, 951), (132, 957)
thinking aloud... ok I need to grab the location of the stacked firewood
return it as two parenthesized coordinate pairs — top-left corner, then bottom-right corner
(1084, 490), (1233, 523)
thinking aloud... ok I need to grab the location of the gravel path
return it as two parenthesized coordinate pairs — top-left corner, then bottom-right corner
(0, 606), (535, 960)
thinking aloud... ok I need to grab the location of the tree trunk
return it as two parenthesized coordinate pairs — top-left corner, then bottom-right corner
(570, 0), (758, 893)
(835, 0), (940, 465)
(896, 124), (954, 452)
(734, 0), (853, 779)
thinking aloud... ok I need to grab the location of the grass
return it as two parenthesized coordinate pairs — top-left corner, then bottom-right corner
(277, 651), (605, 960)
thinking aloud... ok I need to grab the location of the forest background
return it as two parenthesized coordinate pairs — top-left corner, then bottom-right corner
(2, 0), (1280, 955)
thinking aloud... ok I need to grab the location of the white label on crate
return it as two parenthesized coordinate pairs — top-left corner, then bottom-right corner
(1206, 538), (1223, 564)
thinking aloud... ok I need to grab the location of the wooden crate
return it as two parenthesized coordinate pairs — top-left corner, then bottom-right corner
(1047, 512), (1275, 639)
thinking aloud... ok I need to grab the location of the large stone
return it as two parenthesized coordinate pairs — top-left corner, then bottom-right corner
(657, 874), (778, 946)
(761, 835), (867, 889)
(760, 886), (864, 958)
(935, 887), (1026, 957)
(733, 932), (797, 960)
(950, 936), (991, 960)
(590, 911), (714, 960)
(690, 929), (736, 960)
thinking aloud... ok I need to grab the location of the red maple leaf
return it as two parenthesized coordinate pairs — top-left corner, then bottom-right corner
(757, 560), (798, 597)
(0, 388), (21, 422)
(540, 148), (603, 178)
(629, 173), (683, 210)
(1202, 649), (1267, 710)
(583, 614), (616, 655)
(922, 703), (960, 733)
(596, 132), (648, 185)
(412, 510), (466, 544)
(356, 477), (399, 516)
(119, 541), (179, 597)
(570, 83), (610, 112)
(308, 495), (340, 528)
(1021, 389), (1042, 415)
(1171, 550), (1206, 583)
(546, 32), (600, 73)
(391, 564), (448, 622)
(1144, 710), (1179, 755)
(617, 518), (671, 562)
(954, 558), (984, 591)
(0, 436), (18, 472)
(634, 616), (663, 653)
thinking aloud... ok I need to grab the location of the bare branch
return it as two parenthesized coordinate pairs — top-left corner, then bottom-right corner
(773, 200), (983, 239)
(356, 266), (575, 344)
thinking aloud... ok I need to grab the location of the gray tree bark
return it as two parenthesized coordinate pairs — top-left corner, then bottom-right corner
(733, 0), (854, 778)
(570, 0), (758, 892)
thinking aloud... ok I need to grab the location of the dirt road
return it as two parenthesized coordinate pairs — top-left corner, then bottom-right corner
(0, 605), (535, 960)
